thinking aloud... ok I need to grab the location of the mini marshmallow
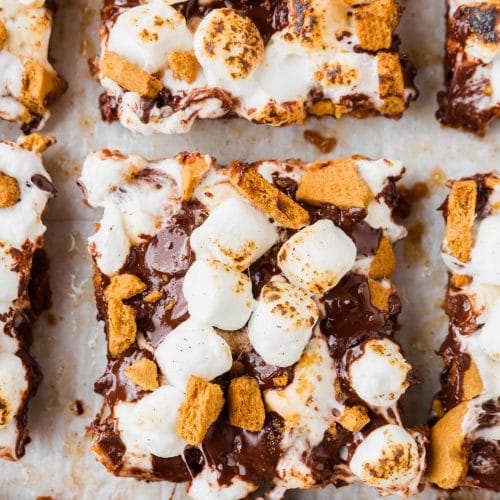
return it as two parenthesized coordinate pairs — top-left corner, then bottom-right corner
(278, 219), (356, 294)
(183, 259), (253, 330)
(349, 338), (411, 407)
(350, 425), (420, 489)
(248, 281), (319, 367)
(116, 385), (186, 458)
(470, 214), (500, 285)
(155, 319), (232, 389)
(190, 197), (278, 271)
(478, 297), (500, 361)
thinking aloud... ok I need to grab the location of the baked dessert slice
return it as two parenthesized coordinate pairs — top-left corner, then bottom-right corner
(0, 1), (66, 133)
(429, 174), (500, 490)
(0, 135), (55, 460)
(437, 1), (500, 135)
(94, 0), (417, 134)
(80, 150), (427, 497)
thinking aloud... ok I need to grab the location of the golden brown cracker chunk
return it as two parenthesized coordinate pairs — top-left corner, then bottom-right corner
(100, 51), (163, 99)
(370, 237), (396, 279)
(377, 52), (405, 116)
(451, 274), (472, 288)
(144, 290), (164, 303)
(124, 358), (159, 391)
(0, 172), (20, 208)
(353, 0), (401, 51)
(0, 21), (7, 50)
(485, 174), (500, 189)
(179, 155), (210, 201)
(176, 376), (224, 445)
(228, 376), (265, 431)
(19, 133), (56, 153)
(368, 279), (391, 312)
(428, 401), (469, 489)
(296, 159), (373, 210)
(228, 163), (309, 229)
(107, 299), (137, 357)
(249, 100), (306, 126)
(339, 405), (370, 432)
(445, 180), (477, 262)
(105, 273), (147, 301)
(462, 361), (483, 401)
(168, 50), (199, 84)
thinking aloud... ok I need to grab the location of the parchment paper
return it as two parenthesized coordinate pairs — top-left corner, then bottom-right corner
(0, 0), (499, 498)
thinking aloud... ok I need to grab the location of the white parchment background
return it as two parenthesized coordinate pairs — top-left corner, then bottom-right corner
(0, 0), (499, 498)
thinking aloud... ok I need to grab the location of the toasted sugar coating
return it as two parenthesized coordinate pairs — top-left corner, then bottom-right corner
(228, 163), (309, 229)
(370, 237), (396, 279)
(107, 299), (138, 357)
(228, 376), (265, 431)
(368, 279), (391, 312)
(353, 0), (401, 51)
(428, 401), (469, 489)
(378, 52), (405, 116)
(246, 101), (306, 126)
(176, 376), (224, 445)
(124, 358), (159, 391)
(0, 21), (7, 50)
(179, 154), (211, 201)
(339, 405), (370, 432)
(168, 50), (199, 84)
(0, 396), (10, 427)
(105, 273), (147, 301)
(18, 133), (56, 153)
(0, 172), (20, 208)
(100, 51), (163, 98)
(445, 180), (477, 262)
(297, 159), (373, 210)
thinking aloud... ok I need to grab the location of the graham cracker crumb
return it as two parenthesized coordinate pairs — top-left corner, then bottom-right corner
(168, 50), (199, 84)
(296, 159), (373, 210)
(144, 290), (164, 303)
(228, 376), (265, 431)
(19, 133), (56, 153)
(105, 273), (147, 301)
(179, 154), (210, 201)
(368, 279), (391, 311)
(378, 52), (405, 116)
(272, 373), (289, 387)
(451, 274), (472, 288)
(0, 172), (20, 208)
(462, 361), (483, 400)
(485, 174), (500, 189)
(0, 21), (7, 50)
(370, 237), (396, 279)
(327, 424), (338, 436)
(445, 180), (477, 262)
(100, 51), (163, 98)
(339, 405), (370, 432)
(124, 358), (159, 391)
(107, 298), (137, 357)
(176, 376), (224, 445)
(228, 163), (309, 229)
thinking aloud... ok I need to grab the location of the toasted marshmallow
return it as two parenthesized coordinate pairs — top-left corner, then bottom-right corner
(107, 1), (192, 74)
(278, 219), (356, 294)
(470, 214), (500, 285)
(248, 281), (319, 367)
(183, 259), (253, 330)
(0, 353), (28, 428)
(478, 297), (500, 361)
(116, 385), (186, 458)
(190, 197), (278, 271)
(155, 319), (232, 389)
(350, 425), (421, 489)
(348, 338), (411, 407)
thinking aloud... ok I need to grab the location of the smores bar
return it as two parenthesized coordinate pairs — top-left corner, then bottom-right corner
(95, 0), (417, 134)
(429, 174), (500, 491)
(0, 135), (55, 460)
(437, 1), (500, 135)
(0, 1), (66, 133)
(80, 150), (427, 497)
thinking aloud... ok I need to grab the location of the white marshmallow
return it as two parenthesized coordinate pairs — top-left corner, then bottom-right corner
(116, 386), (186, 458)
(248, 281), (319, 367)
(278, 219), (356, 294)
(478, 297), (500, 361)
(470, 214), (500, 285)
(190, 197), (278, 271)
(188, 467), (257, 500)
(0, 353), (28, 428)
(349, 338), (411, 408)
(155, 319), (232, 389)
(183, 259), (253, 331)
(350, 425), (421, 489)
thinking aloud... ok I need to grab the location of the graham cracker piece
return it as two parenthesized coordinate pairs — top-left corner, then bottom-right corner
(296, 159), (373, 210)
(339, 405), (370, 432)
(105, 273), (147, 301)
(445, 180), (477, 262)
(228, 163), (309, 229)
(144, 290), (163, 303)
(107, 299), (137, 357)
(368, 278), (391, 311)
(176, 376), (224, 445)
(179, 155), (210, 201)
(377, 52), (405, 116)
(168, 50), (199, 84)
(428, 401), (469, 489)
(124, 358), (159, 391)
(0, 21), (7, 50)
(0, 172), (20, 208)
(228, 376), (265, 431)
(462, 361), (483, 400)
(369, 237), (395, 279)
(100, 51), (163, 99)
(485, 174), (500, 189)
(19, 133), (56, 153)
(353, 0), (401, 51)
(451, 274), (472, 288)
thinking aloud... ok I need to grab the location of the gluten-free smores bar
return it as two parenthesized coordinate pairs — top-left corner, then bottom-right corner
(95, 0), (417, 134)
(0, 136), (55, 460)
(429, 174), (499, 490)
(79, 150), (427, 497)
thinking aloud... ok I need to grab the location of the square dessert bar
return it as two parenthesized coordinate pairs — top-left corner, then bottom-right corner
(95, 0), (417, 134)
(437, 1), (500, 135)
(0, 135), (55, 460)
(429, 174), (500, 491)
(80, 150), (427, 497)
(0, 1), (66, 132)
